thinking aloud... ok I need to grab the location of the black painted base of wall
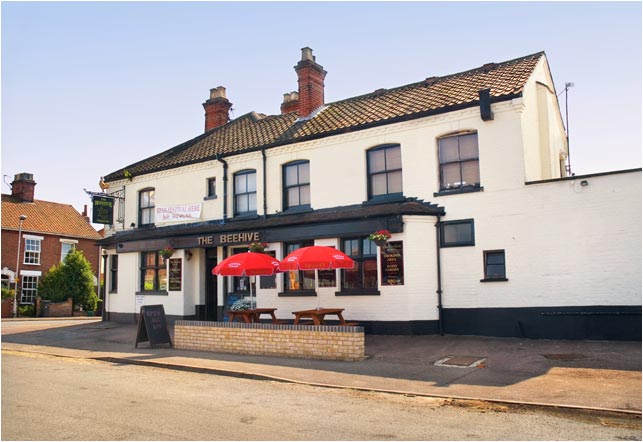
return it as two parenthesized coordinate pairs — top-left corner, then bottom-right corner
(107, 305), (641, 341)
(443, 305), (641, 341)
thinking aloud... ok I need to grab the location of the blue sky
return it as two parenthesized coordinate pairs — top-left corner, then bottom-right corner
(2, 1), (641, 220)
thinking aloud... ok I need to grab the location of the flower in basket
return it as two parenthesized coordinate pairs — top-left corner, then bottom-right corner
(230, 299), (255, 311)
(248, 242), (269, 253)
(368, 229), (392, 242)
(159, 246), (175, 259)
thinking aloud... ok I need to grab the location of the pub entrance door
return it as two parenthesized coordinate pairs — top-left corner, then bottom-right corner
(205, 248), (218, 321)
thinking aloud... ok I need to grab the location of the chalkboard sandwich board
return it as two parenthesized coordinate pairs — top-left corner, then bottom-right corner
(135, 304), (173, 348)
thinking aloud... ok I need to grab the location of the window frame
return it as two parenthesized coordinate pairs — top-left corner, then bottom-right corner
(338, 237), (380, 295)
(139, 251), (167, 294)
(280, 241), (317, 296)
(20, 275), (39, 304)
(437, 132), (481, 194)
(60, 240), (77, 262)
(205, 177), (217, 200)
(233, 169), (257, 216)
(440, 219), (475, 248)
(482, 249), (508, 282)
(282, 160), (311, 211)
(138, 188), (155, 227)
(367, 144), (403, 200)
(109, 255), (119, 293)
(23, 236), (42, 265)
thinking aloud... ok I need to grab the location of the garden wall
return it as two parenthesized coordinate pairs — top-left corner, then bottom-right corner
(36, 297), (73, 317)
(174, 321), (365, 361)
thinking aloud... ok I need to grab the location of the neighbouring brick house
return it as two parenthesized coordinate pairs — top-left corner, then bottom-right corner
(98, 48), (641, 340)
(1, 173), (102, 309)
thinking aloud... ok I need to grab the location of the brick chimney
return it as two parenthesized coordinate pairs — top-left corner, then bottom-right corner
(280, 91), (300, 115)
(294, 47), (326, 118)
(203, 86), (232, 132)
(11, 173), (36, 203)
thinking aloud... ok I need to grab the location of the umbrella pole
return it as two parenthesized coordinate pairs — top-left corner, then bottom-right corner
(315, 269), (320, 310)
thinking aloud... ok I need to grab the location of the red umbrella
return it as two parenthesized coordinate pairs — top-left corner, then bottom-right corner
(279, 246), (355, 309)
(212, 252), (280, 306)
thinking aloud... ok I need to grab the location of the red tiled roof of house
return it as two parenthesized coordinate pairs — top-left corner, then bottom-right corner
(1, 195), (102, 240)
(104, 52), (545, 181)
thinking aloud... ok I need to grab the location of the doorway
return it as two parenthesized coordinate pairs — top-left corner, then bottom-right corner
(205, 248), (218, 321)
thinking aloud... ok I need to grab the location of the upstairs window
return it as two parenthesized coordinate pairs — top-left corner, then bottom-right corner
(367, 144), (403, 199)
(438, 132), (480, 191)
(234, 170), (257, 216)
(24, 236), (42, 265)
(440, 219), (475, 248)
(139, 188), (155, 227)
(283, 161), (310, 210)
(206, 177), (217, 199)
(482, 250), (508, 282)
(60, 240), (77, 262)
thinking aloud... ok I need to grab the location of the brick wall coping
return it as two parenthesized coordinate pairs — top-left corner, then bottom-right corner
(175, 320), (364, 333)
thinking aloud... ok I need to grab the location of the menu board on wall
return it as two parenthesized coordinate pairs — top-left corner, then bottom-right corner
(168, 258), (182, 291)
(381, 241), (404, 286)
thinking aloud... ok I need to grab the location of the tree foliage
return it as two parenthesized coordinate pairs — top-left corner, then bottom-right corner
(38, 250), (99, 310)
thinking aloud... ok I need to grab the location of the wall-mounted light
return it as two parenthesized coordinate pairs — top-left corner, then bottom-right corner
(185, 250), (193, 261)
(580, 180), (589, 187)
(130, 222), (136, 228)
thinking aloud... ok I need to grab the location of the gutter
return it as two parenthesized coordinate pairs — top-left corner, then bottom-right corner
(435, 215), (444, 335)
(216, 155), (228, 224)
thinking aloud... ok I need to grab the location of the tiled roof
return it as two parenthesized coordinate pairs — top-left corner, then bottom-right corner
(1, 195), (102, 240)
(104, 52), (544, 181)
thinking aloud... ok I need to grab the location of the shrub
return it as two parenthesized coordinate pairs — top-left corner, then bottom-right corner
(18, 304), (35, 317)
(39, 250), (99, 311)
(1, 287), (15, 301)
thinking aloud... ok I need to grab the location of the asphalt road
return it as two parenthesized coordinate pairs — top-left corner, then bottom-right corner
(2, 351), (640, 441)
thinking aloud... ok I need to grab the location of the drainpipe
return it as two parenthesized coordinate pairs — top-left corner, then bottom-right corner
(435, 215), (444, 335)
(261, 149), (267, 217)
(216, 155), (228, 223)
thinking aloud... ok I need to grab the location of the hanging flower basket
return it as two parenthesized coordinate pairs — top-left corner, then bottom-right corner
(248, 242), (269, 253)
(368, 230), (392, 247)
(159, 246), (175, 259)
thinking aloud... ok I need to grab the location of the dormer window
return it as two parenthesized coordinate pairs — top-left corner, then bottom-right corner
(438, 132), (480, 192)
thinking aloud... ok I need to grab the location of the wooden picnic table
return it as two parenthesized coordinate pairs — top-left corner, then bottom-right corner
(227, 308), (283, 324)
(292, 308), (358, 326)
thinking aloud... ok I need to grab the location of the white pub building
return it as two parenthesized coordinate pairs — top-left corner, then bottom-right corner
(98, 48), (641, 340)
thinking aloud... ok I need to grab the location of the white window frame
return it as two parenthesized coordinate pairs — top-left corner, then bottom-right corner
(60, 239), (78, 262)
(23, 235), (43, 266)
(20, 270), (41, 304)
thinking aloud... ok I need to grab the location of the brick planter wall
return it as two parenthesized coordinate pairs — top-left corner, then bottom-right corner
(36, 297), (73, 317)
(174, 321), (365, 361)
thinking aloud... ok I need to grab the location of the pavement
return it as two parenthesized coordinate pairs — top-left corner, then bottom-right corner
(1, 317), (641, 416)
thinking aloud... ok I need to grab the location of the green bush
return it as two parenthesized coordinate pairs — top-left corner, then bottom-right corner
(18, 304), (35, 316)
(38, 250), (99, 311)
(1, 287), (15, 301)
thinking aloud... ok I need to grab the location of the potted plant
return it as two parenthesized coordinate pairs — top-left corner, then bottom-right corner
(159, 246), (175, 259)
(368, 229), (392, 247)
(248, 242), (269, 253)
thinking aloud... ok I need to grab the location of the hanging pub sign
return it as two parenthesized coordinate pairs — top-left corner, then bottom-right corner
(168, 258), (182, 291)
(381, 241), (404, 286)
(92, 196), (114, 225)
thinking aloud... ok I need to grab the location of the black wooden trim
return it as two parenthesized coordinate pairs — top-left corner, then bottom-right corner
(434, 186), (484, 197)
(335, 290), (381, 296)
(443, 306), (641, 341)
(278, 291), (317, 297)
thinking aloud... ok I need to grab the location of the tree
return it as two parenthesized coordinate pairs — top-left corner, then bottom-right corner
(39, 250), (99, 311)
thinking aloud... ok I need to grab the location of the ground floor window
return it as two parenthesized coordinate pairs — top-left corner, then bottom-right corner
(140, 252), (167, 292)
(341, 238), (378, 290)
(482, 250), (507, 281)
(283, 241), (315, 292)
(109, 255), (118, 292)
(20, 275), (39, 304)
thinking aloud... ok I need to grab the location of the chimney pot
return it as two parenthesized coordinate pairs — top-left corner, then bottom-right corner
(294, 48), (326, 118)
